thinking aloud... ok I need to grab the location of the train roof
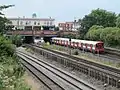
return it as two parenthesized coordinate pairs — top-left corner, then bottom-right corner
(71, 39), (103, 45)
(52, 37), (69, 41)
(52, 37), (103, 45)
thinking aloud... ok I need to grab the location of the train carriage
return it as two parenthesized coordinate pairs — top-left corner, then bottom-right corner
(51, 37), (104, 53)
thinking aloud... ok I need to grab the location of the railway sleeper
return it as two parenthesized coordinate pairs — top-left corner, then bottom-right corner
(29, 46), (120, 88)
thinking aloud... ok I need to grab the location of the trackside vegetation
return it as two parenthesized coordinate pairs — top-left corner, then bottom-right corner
(0, 35), (31, 90)
(0, 4), (31, 89)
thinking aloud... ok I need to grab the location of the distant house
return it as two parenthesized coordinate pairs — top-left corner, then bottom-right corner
(58, 20), (81, 31)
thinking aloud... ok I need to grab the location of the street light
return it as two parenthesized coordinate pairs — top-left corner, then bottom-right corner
(104, 83), (108, 90)
(117, 80), (120, 88)
(69, 38), (71, 55)
(74, 17), (76, 31)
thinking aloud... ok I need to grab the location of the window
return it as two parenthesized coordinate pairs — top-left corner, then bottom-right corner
(50, 22), (52, 26)
(29, 21), (31, 24)
(26, 22), (28, 25)
(47, 22), (49, 26)
(44, 22), (46, 25)
(20, 21), (23, 25)
(59, 24), (61, 27)
(17, 21), (19, 25)
(66, 24), (68, 27)
(34, 22), (36, 25)
(38, 23), (40, 25)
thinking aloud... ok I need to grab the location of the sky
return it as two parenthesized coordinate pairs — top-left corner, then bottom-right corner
(0, 0), (120, 23)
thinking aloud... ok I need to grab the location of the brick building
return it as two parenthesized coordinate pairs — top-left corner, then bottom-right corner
(58, 20), (81, 31)
(58, 22), (73, 31)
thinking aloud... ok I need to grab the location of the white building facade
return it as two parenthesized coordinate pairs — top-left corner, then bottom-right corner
(8, 17), (55, 30)
(72, 21), (81, 31)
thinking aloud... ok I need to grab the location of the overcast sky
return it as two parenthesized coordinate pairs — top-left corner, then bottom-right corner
(1, 0), (120, 22)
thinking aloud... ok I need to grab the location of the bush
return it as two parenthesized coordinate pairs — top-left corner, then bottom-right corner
(0, 35), (31, 90)
(86, 25), (120, 47)
(10, 35), (23, 47)
(74, 51), (79, 55)
(0, 35), (15, 56)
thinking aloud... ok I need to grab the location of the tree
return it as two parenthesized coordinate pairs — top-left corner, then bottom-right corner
(90, 8), (116, 27)
(54, 27), (59, 31)
(0, 35), (15, 56)
(116, 17), (120, 28)
(80, 8), (117, 37)
(86, 26), (120, 47)
(85, 25), (103, 40)
(0, 5), (14, 34)
(10, 35), (23, 47)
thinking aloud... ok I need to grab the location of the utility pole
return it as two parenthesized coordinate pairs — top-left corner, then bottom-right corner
(17, 17), (20, 30)
(74, 17), (76, 31)
(69, 38), (71, 55)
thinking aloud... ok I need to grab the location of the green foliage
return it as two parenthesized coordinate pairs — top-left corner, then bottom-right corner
(62, 33), (76, 39)
(86, 26), (120, 47)
(116, 17), (120, 28)
(54, 27), (59, 31)
(0, 35), (30, 90)
(90, 8), (116, 27)
(10, 35), (23, 47)
(0, 5), (14, 12)
(79, 8), (117, 38)
(0, 5), (14, 34)
(0, 63), (30, 90)
(86, 25), (103, 40)
(0, 4), (30, 90)
(0, 35), (15, 56)
(89, 25), (104, 30)
(116, 63), (120, 68)
(74, 51), (79, 55)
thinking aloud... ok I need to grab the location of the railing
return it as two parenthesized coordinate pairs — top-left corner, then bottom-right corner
(6, 30), (59, 36)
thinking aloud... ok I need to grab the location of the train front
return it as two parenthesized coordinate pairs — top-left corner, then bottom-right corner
(96, 41), (104, 53)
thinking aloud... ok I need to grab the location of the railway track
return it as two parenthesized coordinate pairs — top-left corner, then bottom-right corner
(17, 49), (96, 90)
(29, 44), (120, 75)
(104, 47), (120, 58)
(24, 44), (120, 88)
(105, 47), (120, 54)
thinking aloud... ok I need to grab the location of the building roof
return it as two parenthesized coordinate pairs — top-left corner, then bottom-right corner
(58, 22), (73, 25)
(8, 17), (55, 21)
(66, 22), (73, 24)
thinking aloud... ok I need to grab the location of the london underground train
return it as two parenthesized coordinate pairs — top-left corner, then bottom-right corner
(51, 37), (104, 53)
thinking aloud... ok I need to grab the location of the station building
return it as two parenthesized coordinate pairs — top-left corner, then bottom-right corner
(7, 17), (55, 30)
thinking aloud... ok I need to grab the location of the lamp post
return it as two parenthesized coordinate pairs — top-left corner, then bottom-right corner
(69, 38), (71, 55)
(74, 17), (76, 31)
(104, 83), (107, 90)
(17, 17), (20, 30)
(117, 80), (120, 88)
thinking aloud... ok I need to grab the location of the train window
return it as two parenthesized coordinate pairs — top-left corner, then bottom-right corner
(96, 43), (104, 49)
(96, 44), (99, 48)
(90, 44), (93, 47)
(81, 43), (83, 47)
(82, 43), (85, 46)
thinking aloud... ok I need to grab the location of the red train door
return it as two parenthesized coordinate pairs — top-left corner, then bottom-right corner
(90, 44), (93, 52)
(77, 42), (79, 48)
(66, 41), (68, 46)
(81, 43), (83, 49)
